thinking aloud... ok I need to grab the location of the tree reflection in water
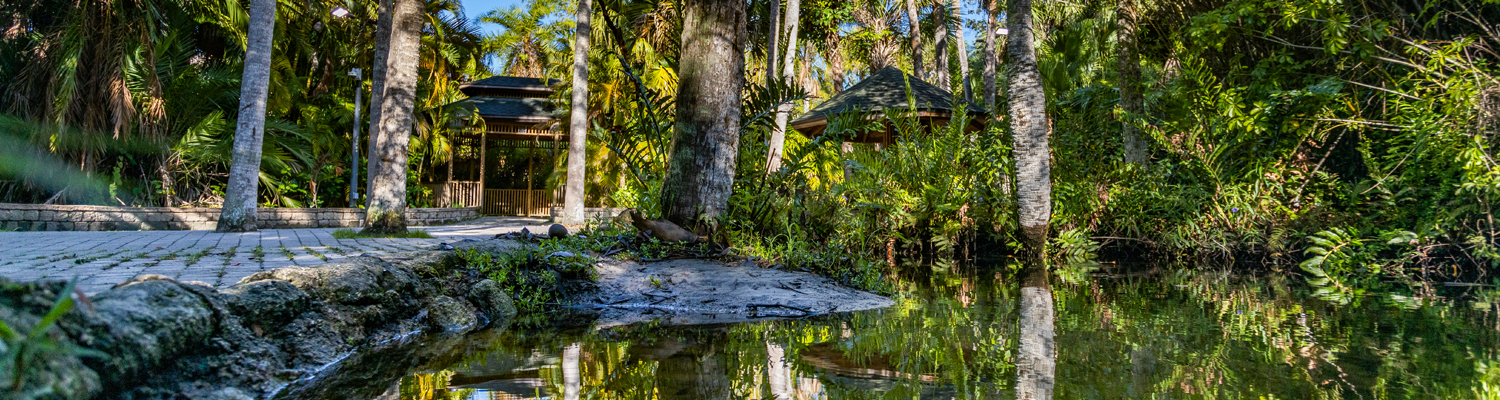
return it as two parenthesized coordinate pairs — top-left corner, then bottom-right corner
(1015, 263), (1055, 400)
(387, 265), (1500, 400)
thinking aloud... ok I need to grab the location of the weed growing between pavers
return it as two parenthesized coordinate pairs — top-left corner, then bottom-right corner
(221, 246), (237, 265)
(73, 249), (127, 265)
(250, 246), (264, 262)
(302, 246), (328, 262)
(324, 246), (347, 256)
(277, 246), (294, 261)
(182, 247), (215, 267)
(330, 228), (434, 239)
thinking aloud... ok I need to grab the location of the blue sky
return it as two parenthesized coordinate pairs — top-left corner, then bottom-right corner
(463, 0), (527, 35)
(461, 0), (992, 45)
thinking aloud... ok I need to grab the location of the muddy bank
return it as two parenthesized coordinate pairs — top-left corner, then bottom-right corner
(567, 258), (896, 327)
(0, 251), (515, 399)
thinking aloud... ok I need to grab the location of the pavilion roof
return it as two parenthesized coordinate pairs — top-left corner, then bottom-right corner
(789, 66), (959, 129)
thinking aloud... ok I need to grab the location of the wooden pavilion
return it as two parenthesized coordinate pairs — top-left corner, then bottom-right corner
(433, 76), (567, 216)
(789, 66), (985, 144)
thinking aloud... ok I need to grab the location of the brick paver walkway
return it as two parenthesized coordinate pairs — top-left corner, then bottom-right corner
(0, 217), (552, 294)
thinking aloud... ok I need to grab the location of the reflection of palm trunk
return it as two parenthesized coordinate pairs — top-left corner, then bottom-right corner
(563, 343), (581, 400)
(1016, 264), (1055, 400)
(767, 342), (792, 400)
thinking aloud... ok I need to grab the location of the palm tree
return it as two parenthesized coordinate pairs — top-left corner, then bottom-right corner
(1006, 0), (1051, 255)
(217, 0), (278, 232)
(903, 0), (924, 80)
(364, 0), (426, 234)
(479, 0), (571, 77)
(1118, 0), (1147, 165)
(949, 0), (971, 101)
(983, 0), (997, 111)
(660, 0), (746, 229)
(561, 0), (593, 225)
(766, 0), (801, 172)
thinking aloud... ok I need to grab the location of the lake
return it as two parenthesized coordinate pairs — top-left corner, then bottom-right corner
(376, 262), (1500, 399)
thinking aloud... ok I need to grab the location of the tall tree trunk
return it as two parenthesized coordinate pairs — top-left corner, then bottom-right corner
(951, 0), (971, 102)
(903, 0), (924, 80)
(562, 0), (592, 225)
(1118, 0), (1147, 165)
(1015, 263), (1056, 400)
(1006, 0), (1051, 254)
(362, 0), (423, 234)
(364, 0), (394, 205)
(983, 0), (997, 112)
(933, 1), (949, 91)
(216, 0), (276, 232)
(767, 0), (800, 172)
(767, 0), (780, 85)
(661, 0), (746, 230)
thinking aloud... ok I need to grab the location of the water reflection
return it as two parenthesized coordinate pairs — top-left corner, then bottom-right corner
(1015, 264), (1055, 400)
(384, 265), (1500, 400)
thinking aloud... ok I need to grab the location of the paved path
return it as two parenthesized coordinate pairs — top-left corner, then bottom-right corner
(0, 217), (553, 294)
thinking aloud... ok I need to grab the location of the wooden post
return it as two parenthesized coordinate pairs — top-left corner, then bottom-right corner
(526, 136), (535, 217)
(479, 131), (488, 210)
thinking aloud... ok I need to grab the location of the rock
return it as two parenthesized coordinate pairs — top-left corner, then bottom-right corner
(466, 279), (516, 321)
(426, 296), (478, 332)
(549, 223), (570, 239)
(437, 242), (455, 250)
(240, 259), (420, 306)
(627, 210), (705, 243)
(220, 280), (310, 328)
(187, 387), (256, 400)
(78, 279), (218, 388)
(547, 251), (579, 259)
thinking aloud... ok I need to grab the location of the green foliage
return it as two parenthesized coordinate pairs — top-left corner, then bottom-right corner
(452, 239), (601, 320)
(0, 278), (106, 397)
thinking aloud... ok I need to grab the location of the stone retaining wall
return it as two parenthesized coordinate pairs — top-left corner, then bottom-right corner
(0, 203), (479, 231)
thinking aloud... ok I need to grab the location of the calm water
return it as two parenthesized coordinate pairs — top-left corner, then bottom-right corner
(379, 263), (1500, 400)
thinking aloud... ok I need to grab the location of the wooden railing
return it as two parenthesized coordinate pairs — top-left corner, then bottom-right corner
(423, 181), (482, 208)
(485, 124), (559, 136)
(482, 188), (562, 216)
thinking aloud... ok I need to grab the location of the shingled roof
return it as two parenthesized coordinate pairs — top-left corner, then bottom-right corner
(789, 66), (958, 128)
(459, 76), (561, 89)
(450, 97), (559, 123)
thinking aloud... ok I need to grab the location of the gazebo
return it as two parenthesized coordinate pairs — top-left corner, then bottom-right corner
(789, 66), (984, 145)
(434, 76), (566, 216)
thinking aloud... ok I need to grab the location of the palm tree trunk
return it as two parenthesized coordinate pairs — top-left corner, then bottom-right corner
(1006, 0), (1051, 254)
(767, 0), (800, 172)
(903, 0), (924, 80)
(767, 0), (780, 84)
(983, 0), (997, 112)
(1015, 263), (1056, 399)
(1118, 0), (1147, 165)
(951, 0), (971, 102)
(364, 0), (394, 205)
(562, 0), (592, 225)
(363, 0), (423, 234)
(216, 0), (276, 232)
(562, 343), (582, 400)
(661, 0), (745, 229)
(933, 2), (949, 91)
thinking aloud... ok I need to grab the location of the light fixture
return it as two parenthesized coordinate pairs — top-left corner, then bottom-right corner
(331, 6), (350, 18)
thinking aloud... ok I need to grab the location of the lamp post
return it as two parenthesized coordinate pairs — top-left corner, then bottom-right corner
(333, 6), (363, 207)
(348, 67), (363, 207)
